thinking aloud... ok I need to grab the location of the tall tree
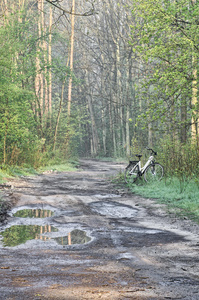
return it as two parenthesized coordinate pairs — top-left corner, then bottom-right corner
(67, 0), (75, 119)
(131, 0), (199, 144)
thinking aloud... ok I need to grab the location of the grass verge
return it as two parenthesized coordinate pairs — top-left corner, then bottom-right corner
(38, 161), (79, 173)
(112, 171), (199, 223)
(128, 177), (199, 223)
(0, 160), (79, 183)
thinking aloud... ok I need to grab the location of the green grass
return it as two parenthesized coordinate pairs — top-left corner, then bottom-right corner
(0, 165), (39, 179)
(0, 166), (37, 183)
(0, 159), (79, 183)
(127, 177), (199, 223)
(0, 169), (11, 183)
(39, 161), (79, 173)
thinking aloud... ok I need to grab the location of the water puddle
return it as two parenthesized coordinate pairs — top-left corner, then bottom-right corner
(0, 205), (92, 248)
(13, 209), (54, 218)
(0, 225), (58, 247)
(54, 229), (91, 246)
(0, 225), (91, 248)
(89, 201), (138, 218)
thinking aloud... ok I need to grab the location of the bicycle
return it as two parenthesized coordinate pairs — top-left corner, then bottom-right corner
(125, 147), (164, 184)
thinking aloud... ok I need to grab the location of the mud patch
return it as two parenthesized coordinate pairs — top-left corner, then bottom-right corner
(89, 200), (138, 219)
(94, 194), (120, 199)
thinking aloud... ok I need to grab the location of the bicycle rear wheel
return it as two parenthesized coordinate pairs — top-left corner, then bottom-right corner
(125, 164), (139, 184)
(144, 163), (164, 183)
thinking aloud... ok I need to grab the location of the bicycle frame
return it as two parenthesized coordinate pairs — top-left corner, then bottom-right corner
(130, 155), (154, 176)
(140, 155), (154, 174)
(125, 147), (164, 183)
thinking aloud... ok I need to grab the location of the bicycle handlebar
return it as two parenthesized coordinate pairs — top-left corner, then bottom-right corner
(146, 147), (157, 155)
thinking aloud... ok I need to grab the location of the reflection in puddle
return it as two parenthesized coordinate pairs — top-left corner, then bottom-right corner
(0, 225), (58, 247)
(13, 209), (54, 218)
(0, 206), (92, 248)
(55, 229), (91, 246)
(0, 225), (91, 248)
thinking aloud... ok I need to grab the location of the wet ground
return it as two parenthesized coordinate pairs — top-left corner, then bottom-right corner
(0, 159), (199, 300)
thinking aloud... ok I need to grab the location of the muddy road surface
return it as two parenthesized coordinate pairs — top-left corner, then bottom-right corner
(0, 159), (199, 300)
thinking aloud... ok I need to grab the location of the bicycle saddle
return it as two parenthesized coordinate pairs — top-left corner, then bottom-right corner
(135, 154), (142, 158)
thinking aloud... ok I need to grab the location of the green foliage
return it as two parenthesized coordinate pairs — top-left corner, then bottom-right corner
(156, 137), (199, 190)
(0, 10), (43, 167)
(127, 0), (199, 207)
(0, 8), (74, 168)
(38, 149), (79, 172)
(130, 0), (199, 139)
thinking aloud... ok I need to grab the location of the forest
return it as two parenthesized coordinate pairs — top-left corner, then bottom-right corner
(0, 0), (199, 179)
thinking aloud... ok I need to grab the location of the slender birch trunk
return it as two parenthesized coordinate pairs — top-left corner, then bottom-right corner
(35, 0), (44, 121)
(48, 6), (52, 115)
(191, 55), (198, 142)
(180, 99), (187, 143)
(88, 95), (99, 156)
(191, 0), (198, 143)
(3, 123), (8, 164)
(126, 57), (130, 156)
(53, 80), (65, 151)
(2, 0), (9, 23)
(67, 0), (75, 119)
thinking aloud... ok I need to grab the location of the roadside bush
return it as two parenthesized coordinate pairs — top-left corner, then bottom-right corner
(157, 138), (199, 191)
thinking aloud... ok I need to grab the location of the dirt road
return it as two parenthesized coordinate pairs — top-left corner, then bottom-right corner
(0, 159), (199, 300)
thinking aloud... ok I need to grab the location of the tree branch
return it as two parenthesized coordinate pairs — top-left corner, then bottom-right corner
(45, 0), (97, 16)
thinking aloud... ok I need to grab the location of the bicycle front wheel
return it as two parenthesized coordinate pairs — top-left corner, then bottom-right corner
(125, 164), (139, 184)
(144, 163), (164, 183)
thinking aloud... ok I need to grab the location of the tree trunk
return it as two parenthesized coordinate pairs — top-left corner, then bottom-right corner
(100, 54), (107, 155)
(2, 0), (9, 23)
(53, 81), (65, 151)
(191, 55), (198, 142)
(35, 0), (44, 122)
(67, 0), (75, 119)
(48, 6), (52, 115)
(3, 123), (8, 164)
(180, 99), (187, 144)
(116, 38), (123, 155)
(126, 108), (130, 156)
(109, 98), (116, 156)
(87, 94), (99, 156)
